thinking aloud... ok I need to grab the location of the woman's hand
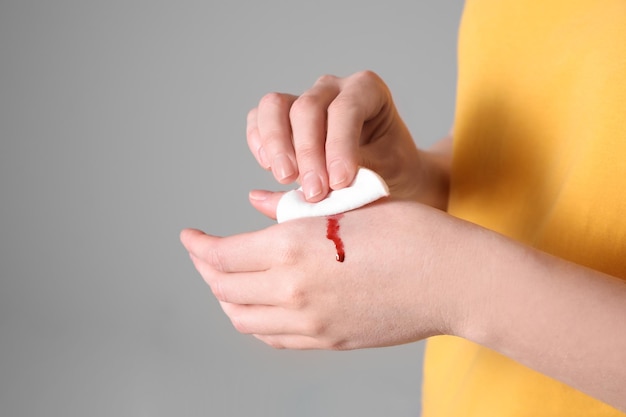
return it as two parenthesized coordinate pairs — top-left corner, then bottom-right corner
(180, 200), (470, 350)
(247, 71), (449, 214)
(181, 195), (626, 411)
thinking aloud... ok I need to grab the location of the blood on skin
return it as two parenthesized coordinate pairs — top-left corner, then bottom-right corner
(326, 214), (345, 262)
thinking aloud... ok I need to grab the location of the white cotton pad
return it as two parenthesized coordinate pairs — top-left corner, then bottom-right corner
(276, 167), (390, 223)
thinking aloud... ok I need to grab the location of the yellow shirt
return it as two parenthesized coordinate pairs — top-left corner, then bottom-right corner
(422, 0), (626, 415)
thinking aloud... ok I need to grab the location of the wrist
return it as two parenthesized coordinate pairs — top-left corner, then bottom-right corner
(447, 224), (537, 346)
(430, 216), (514, 340)
(414, 147), (451, 210)
(403, 206), (487, 338)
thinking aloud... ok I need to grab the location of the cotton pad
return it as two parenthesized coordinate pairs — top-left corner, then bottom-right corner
(276, 167), (390, 223)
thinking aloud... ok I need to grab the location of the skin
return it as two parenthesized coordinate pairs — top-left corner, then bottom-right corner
(180, 71), (626, 411)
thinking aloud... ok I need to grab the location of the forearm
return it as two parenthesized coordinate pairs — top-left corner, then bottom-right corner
(456, 225), (626, 411)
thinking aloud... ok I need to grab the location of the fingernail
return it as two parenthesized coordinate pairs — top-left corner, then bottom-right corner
(328, 160), (348, 188)
(302, 171), (323, 200)
(273, 153), (296, 181)
(249, 189), (269, 201)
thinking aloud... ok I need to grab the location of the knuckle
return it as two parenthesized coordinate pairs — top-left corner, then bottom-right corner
(327, 337), (349, 351)
(280, 248), (299, 267)
(259, 92), (289, 110)
(274, 230), (300, 266)
(207, 248), (228, 272)
(283, 282), (306, 309)
(315, 73), (338, 85)
(352, 69), (382, 85)
(293, 144), (321, 164)
(289, 94), (322, 119)
(209, 277), (226, 301)
(304, 318), (326, 337)
(352, 70), (390, 97)
(327, 94), (359, 115)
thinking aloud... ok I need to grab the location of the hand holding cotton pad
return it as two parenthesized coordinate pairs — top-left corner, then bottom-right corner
(276, 167), (390, 223)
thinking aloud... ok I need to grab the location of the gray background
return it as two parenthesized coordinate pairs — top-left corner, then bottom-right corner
(0, 1), (463, 416)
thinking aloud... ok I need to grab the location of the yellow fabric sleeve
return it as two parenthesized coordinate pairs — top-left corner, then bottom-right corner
(422, 0), (626, 415)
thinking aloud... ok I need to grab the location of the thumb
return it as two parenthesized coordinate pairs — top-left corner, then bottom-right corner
(179, 227), (220, 258)
(248, 189), (285, 220)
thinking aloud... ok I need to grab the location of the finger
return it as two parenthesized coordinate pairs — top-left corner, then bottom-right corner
(180, 228), (272, 273)
(326, 71), (390, 189)
(248, 189), (284, 220)
(246, 107), (270, 169)
(212, 271), (281, 304)
(220, 304), (320, 337)
(256, 92), (299, 184)
(289, 75), (341, 202)
(189, 252), (221, 290)
(180, 228), (218, 258)
(253, 334), (323, 350)
(189, 255), (273, 305)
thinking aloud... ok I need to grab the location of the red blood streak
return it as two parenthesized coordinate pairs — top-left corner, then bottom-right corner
(326, 214), (345, 262)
